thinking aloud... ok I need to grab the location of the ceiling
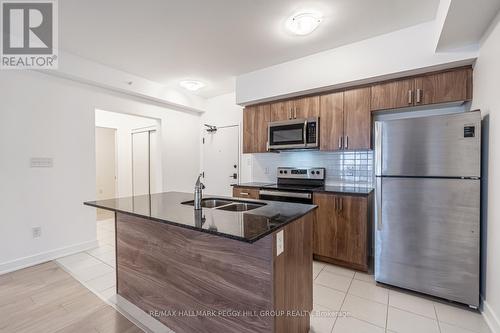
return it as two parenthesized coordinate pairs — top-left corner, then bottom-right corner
(60, 0), (439, 98)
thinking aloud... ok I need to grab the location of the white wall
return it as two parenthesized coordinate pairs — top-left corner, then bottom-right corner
(236, 21), (477, 105)
(95, 110), (160, 197)
(0, 70), (201, 274)
(471, 11), (500, 333)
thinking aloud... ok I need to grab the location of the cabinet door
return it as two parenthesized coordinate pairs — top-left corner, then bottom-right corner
(319, 92), (344, 151)
(243, 104), (271, 153)
(270, 100), (294, 122)
(371, 79), (414, 111)
(335, 195), (368, 267)
(414, 68), (472, 106)
(293, 96), (320, 119)
(344, 87), (372, 150)
(313, 193), (340, 258)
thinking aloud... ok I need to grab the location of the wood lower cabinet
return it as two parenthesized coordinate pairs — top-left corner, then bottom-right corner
(313, 192), (372, 271)
(243, 104), (270, 153)
(415, 67), (472, 106)
(233, 186), (260, 199)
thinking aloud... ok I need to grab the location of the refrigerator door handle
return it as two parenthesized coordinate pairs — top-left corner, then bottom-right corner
(376, 177), (382, 231)
(375, 122), (383, 176)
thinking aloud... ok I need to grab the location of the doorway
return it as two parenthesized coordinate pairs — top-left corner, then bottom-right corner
(95, 126), (117, 220)
(132, 128), (159, 196)
(202, 125), (240, 196)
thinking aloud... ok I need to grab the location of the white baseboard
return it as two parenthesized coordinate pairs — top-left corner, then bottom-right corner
(0, 239), (99, 275)
(483, 299), (500, 333)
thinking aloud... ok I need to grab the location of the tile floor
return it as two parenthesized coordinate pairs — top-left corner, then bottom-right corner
(56, 218), (491, 333)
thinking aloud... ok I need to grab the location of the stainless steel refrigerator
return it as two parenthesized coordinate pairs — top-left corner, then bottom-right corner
(374, 110), (481, 308)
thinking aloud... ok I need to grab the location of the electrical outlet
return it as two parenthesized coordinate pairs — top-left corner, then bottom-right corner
(32, 227), (42, 239)
(276, 230), (284, 256)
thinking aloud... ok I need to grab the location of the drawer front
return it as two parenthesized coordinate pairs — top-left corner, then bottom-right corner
(233, 187), (260, 199)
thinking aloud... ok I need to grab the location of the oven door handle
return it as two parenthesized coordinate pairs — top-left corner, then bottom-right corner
(259, 190), (312, 199)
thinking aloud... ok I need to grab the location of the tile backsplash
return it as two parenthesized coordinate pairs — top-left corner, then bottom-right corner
(247, 150), (374, 185)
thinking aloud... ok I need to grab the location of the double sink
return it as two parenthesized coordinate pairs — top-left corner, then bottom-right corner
(182, 198), (266, 212)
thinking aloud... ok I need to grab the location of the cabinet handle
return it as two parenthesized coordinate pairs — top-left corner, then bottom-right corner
(240, 192), (249, 196)
(416, 89), (422, 103)
(340, 198), (343, 212)
(333, 197), (337, 211)
(408, 90), (413, 104)
(338, 136), (342, 149)
(345, 136), (349, 149)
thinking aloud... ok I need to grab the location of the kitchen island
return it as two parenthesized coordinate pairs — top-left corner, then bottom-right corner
(84, 192), (316, 333)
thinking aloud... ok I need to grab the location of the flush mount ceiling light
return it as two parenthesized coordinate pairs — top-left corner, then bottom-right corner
(286, 11), (323, 36)
(179, 80), (205, 91)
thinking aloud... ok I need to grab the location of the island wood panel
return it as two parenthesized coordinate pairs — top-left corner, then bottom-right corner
(273, 212), (313, 333)
(233, 186), (260, 199)
(116, 212), (274, 333)
(293, 96), (320, 119)
(414, 67), (472, 106)
(270, 100), (294, 121)
(343, 87), (372, 150)
(116, 212), (314, 333)
(319, 92), (344, 151)
(243, 104), (271, 153)
(370, 78), (414, 111)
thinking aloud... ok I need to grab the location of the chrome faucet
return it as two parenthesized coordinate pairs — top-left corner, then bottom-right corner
(194, 173), (205, 210)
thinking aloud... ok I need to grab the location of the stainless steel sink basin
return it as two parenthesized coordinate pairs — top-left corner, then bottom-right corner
(216, 202), (265, 212)
(182, 198), (233, 208)
(181, 198), (266, 211)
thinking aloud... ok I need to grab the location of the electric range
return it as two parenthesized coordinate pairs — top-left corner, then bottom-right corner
(259, 167), (325, 204)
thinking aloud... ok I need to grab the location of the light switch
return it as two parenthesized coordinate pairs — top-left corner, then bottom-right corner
(276, 230), (284, 256)
(30, 157), (53, 168)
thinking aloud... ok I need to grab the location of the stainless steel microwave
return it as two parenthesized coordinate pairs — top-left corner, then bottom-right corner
(268, 117), (319, 150)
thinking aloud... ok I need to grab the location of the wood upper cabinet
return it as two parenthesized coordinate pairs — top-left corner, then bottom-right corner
(270, 100), (293, 121)
(243, 104), (270, 153)
(320, 88), (371, 151)
(320, 92), (344, 151)
(371, 78), (414, 111)
(313, 192), (371, 271)
(414, 68), (472, 106)
(294, 96), (320, 119)
(271, 96), (319, 121)
(371, 67), (472, 111)
(343, 87), (371, 150)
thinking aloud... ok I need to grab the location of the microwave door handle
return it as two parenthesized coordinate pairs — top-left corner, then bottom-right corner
(303, 120), (308, 145)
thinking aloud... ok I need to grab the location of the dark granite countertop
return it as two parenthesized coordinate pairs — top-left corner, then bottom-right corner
(84, 192), (316, 243)
(233, 182), (374, 196)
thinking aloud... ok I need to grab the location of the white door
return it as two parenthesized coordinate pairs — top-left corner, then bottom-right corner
(202, 126), (239, 196)
(132, 131), (150, 196)
(149, 130), (159, 194)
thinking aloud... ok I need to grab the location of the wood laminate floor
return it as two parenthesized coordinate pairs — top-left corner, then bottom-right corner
(0, 261), (143, 333)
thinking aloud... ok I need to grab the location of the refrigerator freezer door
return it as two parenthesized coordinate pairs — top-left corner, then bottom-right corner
(377, 111), (481, 177)
(375, 177), (480, 306)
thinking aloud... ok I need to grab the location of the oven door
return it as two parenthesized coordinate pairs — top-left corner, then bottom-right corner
(268, 120), (306, 150)
(259, 189), (313, 204)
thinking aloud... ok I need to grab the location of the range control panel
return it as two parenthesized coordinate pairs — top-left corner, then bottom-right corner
(277, 167), (325, 180)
